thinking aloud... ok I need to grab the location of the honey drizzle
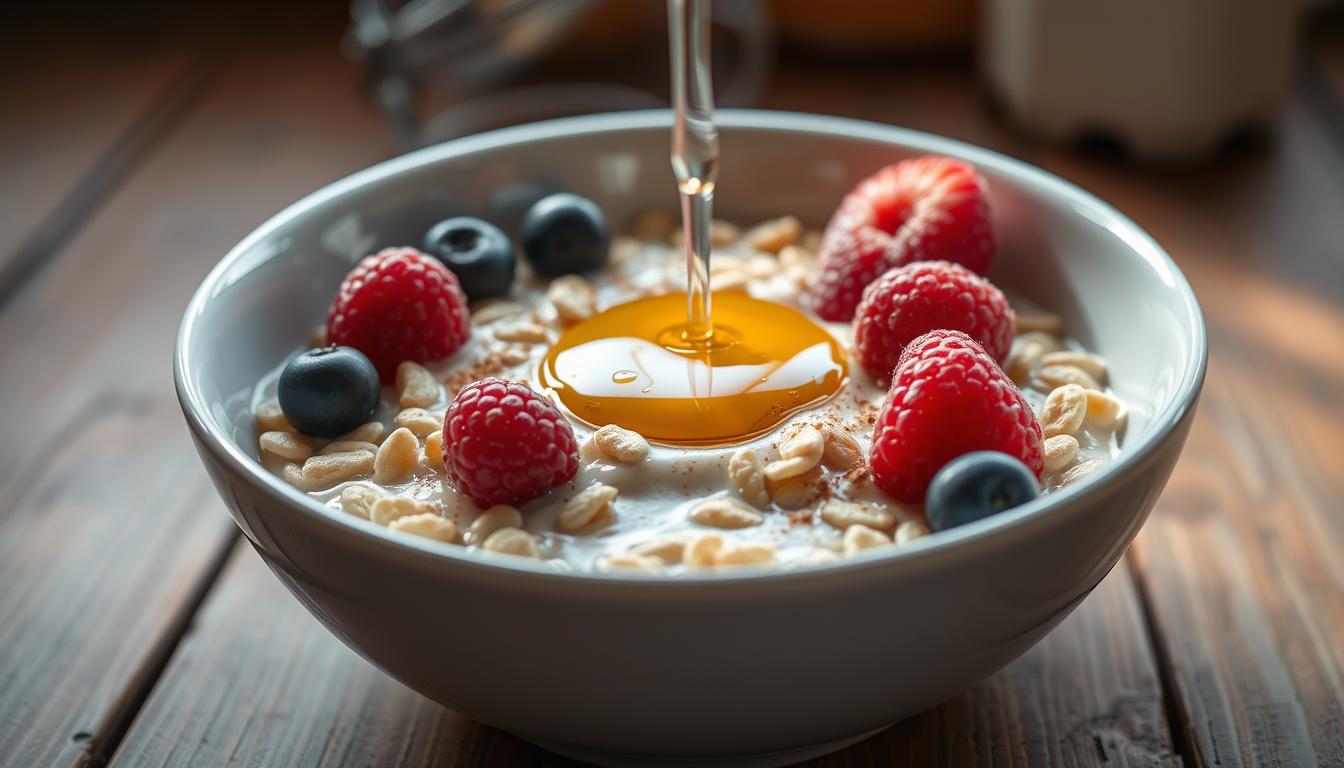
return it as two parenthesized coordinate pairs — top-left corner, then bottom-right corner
(536, 0), (848, 446)
(668, 0), (718, 346)
(540, 293), (847, 445)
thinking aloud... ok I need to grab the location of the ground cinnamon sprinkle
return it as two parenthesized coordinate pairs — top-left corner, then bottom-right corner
(859, 402), (879, 426)
(443, 352), (508, 394)
(815, 479), (835, 500)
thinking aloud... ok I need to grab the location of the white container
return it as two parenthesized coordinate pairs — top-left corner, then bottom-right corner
(981, 0), (1297, 160)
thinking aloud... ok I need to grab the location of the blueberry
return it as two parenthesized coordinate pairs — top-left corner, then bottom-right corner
(520, 193), (610, 276)
(277, 345), (381, 439)
(925, 451), (1041, 532)
(422, 217), (515, 300)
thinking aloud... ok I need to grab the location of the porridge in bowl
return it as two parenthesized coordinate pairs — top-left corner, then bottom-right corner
(250, 156), (1128, 575)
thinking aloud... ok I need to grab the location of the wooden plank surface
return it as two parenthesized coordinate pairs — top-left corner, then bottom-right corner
(0, 42), (200, 299)
(844, 561), (1176, 768)
(1035, 100), (1344, 766)
(109, 548), (1175, 767)
(106, 547), (518, 768)
(0, 41), (391, 767)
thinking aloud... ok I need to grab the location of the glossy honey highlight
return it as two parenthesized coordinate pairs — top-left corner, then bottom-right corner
(539, 292), (847, 445)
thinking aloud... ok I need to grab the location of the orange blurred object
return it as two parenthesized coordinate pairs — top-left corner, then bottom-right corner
(562, 2), (661, 48)
(770, 0), (977, 50)
(562, 0), (977, 52)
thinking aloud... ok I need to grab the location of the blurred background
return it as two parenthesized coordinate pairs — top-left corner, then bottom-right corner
(5, 0), (1340, 308)
(2, 0), (1336, 156)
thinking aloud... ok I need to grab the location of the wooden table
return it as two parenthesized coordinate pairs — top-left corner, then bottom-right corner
(2, 19), (1342, 768)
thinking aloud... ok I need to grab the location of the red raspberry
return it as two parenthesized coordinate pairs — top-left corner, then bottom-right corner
(854, 261), (1014, 381)
(869, 330), (1042, 503)
(808, 156), (995, 321)
(327, 247), (470, 382)
(442, 378), (579, 508)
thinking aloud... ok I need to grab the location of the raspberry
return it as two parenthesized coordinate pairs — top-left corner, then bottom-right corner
(442, 378), (579, 508)
(869, 330), (1042, 503)
(854, 261), (1014, 381)
(808, 156), (995, 321)
(327, 247), (470, 382)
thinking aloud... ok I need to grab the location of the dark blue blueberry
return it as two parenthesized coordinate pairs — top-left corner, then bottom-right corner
(520, 193), (610, 276)
(422, 216), (516, 300)
(277, 345), (381, 439)
(925, 451), (1041, 532)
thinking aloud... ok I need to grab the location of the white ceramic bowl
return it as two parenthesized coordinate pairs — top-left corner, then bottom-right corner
(175, 111), (1206, 766)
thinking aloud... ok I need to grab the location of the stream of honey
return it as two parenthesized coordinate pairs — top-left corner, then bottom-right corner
(538, 0), (847, 445)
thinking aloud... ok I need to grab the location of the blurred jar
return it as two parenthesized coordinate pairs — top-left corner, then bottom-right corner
(981, 0), (1297, 161)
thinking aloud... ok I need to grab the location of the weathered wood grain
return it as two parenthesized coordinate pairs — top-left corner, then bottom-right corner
(0, 42), (390, 767)
(1029, 97), (1344, 766)
(0, 43), (201, 299)
(828, 563), (1177, 768)
(1131, 370), (1344, 768)
(106, 547), (511, 768)
(109, 547), (1174, 767)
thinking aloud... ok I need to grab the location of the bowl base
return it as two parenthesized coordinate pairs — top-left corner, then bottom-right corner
(521, 725), (890, 768)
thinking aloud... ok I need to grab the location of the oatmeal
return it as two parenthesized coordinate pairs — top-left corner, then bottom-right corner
(252, 208), (1125, 575)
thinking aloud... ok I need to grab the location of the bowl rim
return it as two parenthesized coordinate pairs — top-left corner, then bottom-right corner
(174, 108), (1208, 588)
